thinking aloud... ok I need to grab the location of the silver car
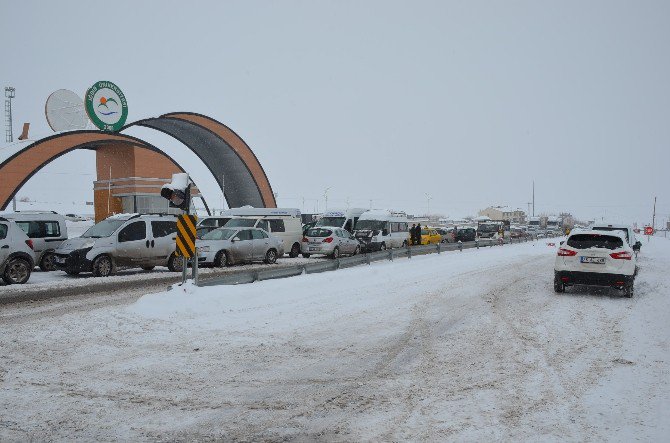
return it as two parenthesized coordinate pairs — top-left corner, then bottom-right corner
(197, 227), (284, 267)
(301, 226), (361, 259)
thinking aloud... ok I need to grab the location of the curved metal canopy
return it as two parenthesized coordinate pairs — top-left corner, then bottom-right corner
(124, 113), (276, 209)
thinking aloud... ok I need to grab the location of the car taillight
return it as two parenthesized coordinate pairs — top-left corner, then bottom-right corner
(25, 239), (34, 250)
(323, 237), (334, 243)
(302, 237), (309, 242)
(557, 248), (577, 256)
(610, 251), (632, 260)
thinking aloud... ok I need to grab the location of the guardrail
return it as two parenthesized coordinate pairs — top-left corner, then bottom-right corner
(197, 236), (540, 288)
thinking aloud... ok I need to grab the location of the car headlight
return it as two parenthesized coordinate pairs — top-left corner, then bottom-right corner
(199, 246), (210, 252)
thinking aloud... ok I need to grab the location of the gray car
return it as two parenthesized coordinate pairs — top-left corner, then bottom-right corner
(301, 226), (360, 259)
(197, 227), (284, 267)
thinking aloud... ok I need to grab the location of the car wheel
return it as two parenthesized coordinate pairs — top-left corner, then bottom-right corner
(168, 253), (184, 272)
(353, 246), (360, 256)
(624, 283), (634, 298)
(40, 252), (57, 272)
(553, 276), (565, 293)
(3, 258), (31, 284)
(92, 255), (113, 277)
(141, 266), (155, 271)
(302, 253), (311, 258)
(214, 250), (229, 268)
(265, 249), (278, 264)
(331, 247), (340, 259)
(289, 243), (300, 258)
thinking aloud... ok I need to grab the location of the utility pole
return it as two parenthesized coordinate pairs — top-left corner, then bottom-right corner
(652, 196), (657, 232)
(323, 187), (330, 211)
(425, 192), (432, 216)
(532, 181), (535, 217)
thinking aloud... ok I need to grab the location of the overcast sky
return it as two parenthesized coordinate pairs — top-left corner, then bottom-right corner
(1, 0), (669, 226)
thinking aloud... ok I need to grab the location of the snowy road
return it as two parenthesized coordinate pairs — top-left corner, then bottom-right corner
(1, 238), (668, 441)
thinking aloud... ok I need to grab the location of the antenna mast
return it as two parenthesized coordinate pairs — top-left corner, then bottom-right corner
(5, 86), (15, 143)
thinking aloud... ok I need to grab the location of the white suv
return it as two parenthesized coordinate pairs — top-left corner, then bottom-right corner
(554, 230), (637, 297)
(54, 214), (183, 277)
(0, 217), (36, 284)
(1, 211), (68, 271)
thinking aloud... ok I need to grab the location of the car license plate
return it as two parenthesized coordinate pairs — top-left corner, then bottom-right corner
(309, 247), (319, 251)
(581, 256), (605, 264)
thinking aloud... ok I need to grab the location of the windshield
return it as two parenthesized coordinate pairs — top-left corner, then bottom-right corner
(356, 220), (386, 230)
(202, 228), (237, 241)
(316, 217), (345, 228)
(592, 227), (629, 243)
(528, 221), (540, 226)
(307, 228), (332, 237)
(82, 219), (126, 238)
(567, 234), (623, 250)
(479, 224), (498, 233)
(224, 218), (256, 228)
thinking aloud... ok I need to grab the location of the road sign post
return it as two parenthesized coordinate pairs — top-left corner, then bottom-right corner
(176, 214), (198, 284)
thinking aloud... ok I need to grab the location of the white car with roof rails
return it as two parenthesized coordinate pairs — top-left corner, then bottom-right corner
(315, 208), (367, 234)
(1, 211), (68, 271)
(216, 207), (303, 258)
(54, 213), (183, 277)
(0, 217), (36, 284)
(590, 222), (641, 252)
(196, 227), (284, 267)
(554, 229), (637, 297)
(354, 210), (409, 251)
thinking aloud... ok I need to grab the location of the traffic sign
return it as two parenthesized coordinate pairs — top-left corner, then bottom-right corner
(644, 226), (654, 235)
(175, 214), (198, 258)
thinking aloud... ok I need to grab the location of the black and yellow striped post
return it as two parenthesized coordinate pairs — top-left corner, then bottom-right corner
(176, 214), (197, 258)
(176, 214), (198, 283)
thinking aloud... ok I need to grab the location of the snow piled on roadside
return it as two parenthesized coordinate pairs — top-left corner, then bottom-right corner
(128, 242), (549, 330)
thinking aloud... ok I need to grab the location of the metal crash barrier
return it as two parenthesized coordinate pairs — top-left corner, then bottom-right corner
(197, 235), (538, 288)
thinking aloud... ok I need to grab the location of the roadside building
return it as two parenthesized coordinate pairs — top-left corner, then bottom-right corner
(478, 206), (526, 224)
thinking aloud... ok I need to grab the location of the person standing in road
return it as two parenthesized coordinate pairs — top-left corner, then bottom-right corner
(415, 223), (422, 245)
(410, 224), (416, 246)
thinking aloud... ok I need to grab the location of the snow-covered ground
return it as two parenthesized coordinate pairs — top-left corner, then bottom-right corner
(1, 238), (668, 441)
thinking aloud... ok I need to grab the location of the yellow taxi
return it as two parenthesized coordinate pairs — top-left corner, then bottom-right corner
(419, 228), (441, 245)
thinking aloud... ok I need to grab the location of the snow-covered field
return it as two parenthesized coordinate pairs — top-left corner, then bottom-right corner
(1, 238), (668, 441)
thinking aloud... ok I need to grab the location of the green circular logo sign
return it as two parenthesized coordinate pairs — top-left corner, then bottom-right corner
(84, 81), (128, 132)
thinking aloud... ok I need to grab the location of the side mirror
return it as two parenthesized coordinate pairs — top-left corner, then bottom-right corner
(232, 237), (239, 242)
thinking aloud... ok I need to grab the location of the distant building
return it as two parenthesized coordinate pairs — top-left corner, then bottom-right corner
(478, 206), (526, 224)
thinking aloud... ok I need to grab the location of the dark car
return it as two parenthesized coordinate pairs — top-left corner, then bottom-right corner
(455, 227), (476, 242)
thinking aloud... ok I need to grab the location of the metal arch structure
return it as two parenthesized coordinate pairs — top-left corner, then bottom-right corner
(0, 131), (186, 210)
(124, 112), (276, 209)
(0, 113), (277, 212)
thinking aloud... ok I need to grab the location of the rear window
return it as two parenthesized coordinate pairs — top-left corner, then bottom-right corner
(151, 221), (177, 238)
(0, 224), (7, 240)
(567, 234), (623, 250)
(307, 228), (332, 237)
(592, 227), (629, 243)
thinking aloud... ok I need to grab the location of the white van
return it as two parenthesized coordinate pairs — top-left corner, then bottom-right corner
(1, 211), (68, 271)
(219, 207), (303, 258)
(315, 208), (367, 233)
(354, 210), (409, 251)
